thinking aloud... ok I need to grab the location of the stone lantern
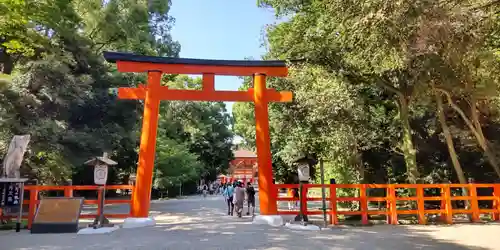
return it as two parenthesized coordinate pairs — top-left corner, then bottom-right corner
(292, 154), (316, 224)
(84, 152), (117, 229)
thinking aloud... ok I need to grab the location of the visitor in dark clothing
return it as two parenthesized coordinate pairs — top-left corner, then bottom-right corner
(293, 187), (299, 209)
(246, 182), (256, 216)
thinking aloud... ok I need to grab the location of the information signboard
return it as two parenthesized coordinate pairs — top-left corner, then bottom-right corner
(0, 182), (21, 207)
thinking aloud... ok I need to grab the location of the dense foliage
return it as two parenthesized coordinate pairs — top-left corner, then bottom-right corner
(233, 0), (500, 185)
(6, 0), (500, 195)
(0, 0), (233, 195)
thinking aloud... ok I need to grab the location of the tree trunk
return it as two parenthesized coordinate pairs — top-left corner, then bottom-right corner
(398, 94), (419, 184)
(0, 48), (14, 75)
(437, 88), (500, 178)
(470, 98), (500, 178)
(434, 91), (467, 184)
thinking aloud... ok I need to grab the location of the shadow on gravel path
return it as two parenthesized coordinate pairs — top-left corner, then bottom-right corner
(0, 195), (495, 250)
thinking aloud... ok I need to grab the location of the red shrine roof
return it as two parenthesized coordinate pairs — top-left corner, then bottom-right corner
(233, 149), (257, 158)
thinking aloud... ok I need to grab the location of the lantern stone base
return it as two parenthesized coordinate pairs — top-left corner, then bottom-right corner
(285, 222), (321, 231)
(77, 225), (120, 235)
(122, 217), (156, 229)
(252, 215), (284, 227)
(31, 222), (79, 234)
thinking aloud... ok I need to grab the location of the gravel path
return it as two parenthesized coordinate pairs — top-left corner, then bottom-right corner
(0, 195), (499, 249)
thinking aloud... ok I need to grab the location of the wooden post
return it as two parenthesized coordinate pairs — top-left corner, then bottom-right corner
(330, 184), (338, 225)
(360, 184), (369, 225)
(97, 187), (103, 216)
(64, 183), (73, 198)
(300, 184), (308, 217)
(443, 185), (453, 224)
(440, 188), (446, 222)
(131, 71), (162, 218)
(319, 160), (328, 228)
(416, 186), (426, 225)
(494, 184), (500, 221)
(469, 184), (480, 222)
(253, 74), (277, 215)
(386, 186), (391, 225)
(27, 189), (38, 229)
(388, 185), (398, 225)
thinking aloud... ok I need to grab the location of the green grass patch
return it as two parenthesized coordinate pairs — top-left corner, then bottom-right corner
(0, 219), (29, 231)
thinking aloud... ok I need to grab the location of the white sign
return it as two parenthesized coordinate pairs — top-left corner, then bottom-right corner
(94, 164), (108, 185)
(297, 163), (310, 182)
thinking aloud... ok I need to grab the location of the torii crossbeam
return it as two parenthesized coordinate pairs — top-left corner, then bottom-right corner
(104, 51), (292, 218)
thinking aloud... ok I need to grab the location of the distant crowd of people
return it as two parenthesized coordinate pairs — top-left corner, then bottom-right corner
(199, 182), (222, 196)
(198, 181), (256, 218)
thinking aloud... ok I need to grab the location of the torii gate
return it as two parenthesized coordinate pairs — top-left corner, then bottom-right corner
(103, 52), (292, 218)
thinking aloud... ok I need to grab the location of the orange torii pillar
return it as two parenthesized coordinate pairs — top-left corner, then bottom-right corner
(103, 51), (292, 217)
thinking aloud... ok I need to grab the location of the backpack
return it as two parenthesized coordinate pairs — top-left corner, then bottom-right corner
(247, 186), (255, 197)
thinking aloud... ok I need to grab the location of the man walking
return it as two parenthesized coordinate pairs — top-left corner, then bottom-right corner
(246, 182), (256, 216)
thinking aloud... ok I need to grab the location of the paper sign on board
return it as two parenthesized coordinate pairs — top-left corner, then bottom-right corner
(94, 164), (108, 185)
(297, 164), (310, 182)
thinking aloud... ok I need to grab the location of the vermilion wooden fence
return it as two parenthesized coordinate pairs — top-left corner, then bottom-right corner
(0, 185), (133, 229)
(3, 183), (499, 229)
(275, 184), (500, 225)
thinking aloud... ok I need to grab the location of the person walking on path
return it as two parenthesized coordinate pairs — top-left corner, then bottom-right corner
(223, 183), (235, 215)
(288, 187), (299, 210)
(293, 187), (299, 209)
(288, 188), (294, 210)
(233, 181), (246, 218)
(202, 184), (208, 198)
(246, 182), (256, 216)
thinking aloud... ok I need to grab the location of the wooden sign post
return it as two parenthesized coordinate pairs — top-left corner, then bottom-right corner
(1, 134), (30, 232)
(84, 152), (117, 229)
(0, 178), (27, 232)
(293, 155), (313, 225)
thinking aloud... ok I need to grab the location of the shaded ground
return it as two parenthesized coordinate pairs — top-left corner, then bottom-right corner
(0, 195), (498, 250)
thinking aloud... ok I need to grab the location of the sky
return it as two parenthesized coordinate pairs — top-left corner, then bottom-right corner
(169, 0), (277, 115)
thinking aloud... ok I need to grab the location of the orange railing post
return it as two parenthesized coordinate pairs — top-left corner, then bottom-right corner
(443, 184), (453, 224)
(469, 184), (480, 222)
(360, 184), (369, 225)
(301, 184), (308, 216)
(494, 184), (500, 221)
(440, 187), (446, 222)
(330, 184), (338, 225)
(416, 186), (426, 225)
(64, 186), (73, 198)
(387, 185), (398, 225)
(386, 186), (391, 225)
(27, 188), (38, 229)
